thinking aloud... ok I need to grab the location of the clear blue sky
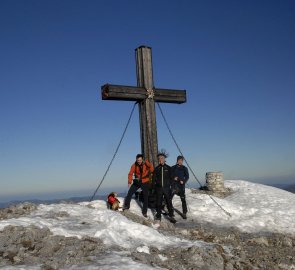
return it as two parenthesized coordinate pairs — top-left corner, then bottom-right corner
(0, 0), (294, 202)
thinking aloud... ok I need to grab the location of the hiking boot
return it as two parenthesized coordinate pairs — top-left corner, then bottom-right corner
(183, 213), (187, 219)
(122, 206), (129, 211)
(169, 216), (177, 223)
(142, 213), (148, 218)
(155, 214), (161, 221)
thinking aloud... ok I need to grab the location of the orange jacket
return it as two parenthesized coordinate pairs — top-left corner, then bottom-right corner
(128, 160), (154, 184)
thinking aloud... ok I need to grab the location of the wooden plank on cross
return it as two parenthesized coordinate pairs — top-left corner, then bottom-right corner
(101, 84), (186, 104)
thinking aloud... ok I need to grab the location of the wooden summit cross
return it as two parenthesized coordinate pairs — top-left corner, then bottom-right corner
(101, 46), (187, 167)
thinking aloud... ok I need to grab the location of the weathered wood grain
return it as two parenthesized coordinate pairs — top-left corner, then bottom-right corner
(101, 84), (186, 104)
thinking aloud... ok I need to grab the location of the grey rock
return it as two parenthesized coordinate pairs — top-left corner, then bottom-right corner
(282, 237), (293, 247)
(247, 236), (269, 246)
(0, 225), (115, 269)
(224, 262), (234, 270)
(0, 203), (37, 220)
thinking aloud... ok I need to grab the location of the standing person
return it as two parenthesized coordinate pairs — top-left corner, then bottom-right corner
(153, 153), (176, 223)
(124, 154), (154, 217)
(171, 156), (189, 219)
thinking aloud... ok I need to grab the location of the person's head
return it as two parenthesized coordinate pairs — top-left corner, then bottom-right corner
(157, 153), (166, 165)
(177, 155), (184, 165)
(136, 154), (144, 165)
(108, 192), (117, 198)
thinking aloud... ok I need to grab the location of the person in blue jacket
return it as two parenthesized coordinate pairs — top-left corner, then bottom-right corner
(171, 155), (189, 219)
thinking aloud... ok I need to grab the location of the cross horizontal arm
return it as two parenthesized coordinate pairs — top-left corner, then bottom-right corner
(101, 84), (186, 104)
(102, 84), (146, 101)
(154, 88), (186, 103)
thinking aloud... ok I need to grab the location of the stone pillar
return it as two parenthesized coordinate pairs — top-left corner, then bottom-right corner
(206, 172), (226, 193)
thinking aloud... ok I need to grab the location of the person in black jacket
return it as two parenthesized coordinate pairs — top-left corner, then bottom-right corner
(152, 153), (176, 223)
(171, 155), (189, 219)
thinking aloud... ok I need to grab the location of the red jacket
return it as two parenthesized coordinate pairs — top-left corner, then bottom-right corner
(108, 194), (118, 205)
(128, 160), (154, 184)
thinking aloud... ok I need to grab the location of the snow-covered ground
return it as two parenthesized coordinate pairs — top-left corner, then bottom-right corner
(185, 180), (295, 235)
(1, 180), (295, 269)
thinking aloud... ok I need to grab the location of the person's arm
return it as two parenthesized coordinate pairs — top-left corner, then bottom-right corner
(171, 165), (178, 181)
(185, 166), (189, 182)
(152, 167), (157, 187)
(170, 165), (174, 177)
(184, 166), (189, 183)
(169, 166), (174, 186)
(145, 160), (154, 173)
(128, 164), (135, 186)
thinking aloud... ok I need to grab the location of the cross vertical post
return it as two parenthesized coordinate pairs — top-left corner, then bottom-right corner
(135, 46), (158, 167)
(101, 46), (187, 168)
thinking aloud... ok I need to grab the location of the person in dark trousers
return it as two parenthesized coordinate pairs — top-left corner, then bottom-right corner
(124, 154), (154, 217)
(153, 153), (176, 223)
(171, 155), (189, 219)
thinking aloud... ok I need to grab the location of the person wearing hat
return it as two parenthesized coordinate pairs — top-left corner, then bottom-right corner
(123, 154), (154, 217)
(171, 156), (189, 219)
(152, 152), (176, 223)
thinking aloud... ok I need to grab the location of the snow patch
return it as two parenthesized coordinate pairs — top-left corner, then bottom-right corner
(136, 246), (150, 254)
(158, 254), (168, 261)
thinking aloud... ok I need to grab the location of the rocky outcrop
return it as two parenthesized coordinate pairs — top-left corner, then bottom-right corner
(123, 209), (295, 269)
(0, 225), (114, 269)
(132, 245), (226, 270)
(176, 222), (295, 270)
(0, 203), (37, 220)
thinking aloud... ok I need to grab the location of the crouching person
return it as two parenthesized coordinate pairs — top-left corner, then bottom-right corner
(123, 154), (154, 217)
(107, 192), (120, 211)
(153, 153), (176, 223)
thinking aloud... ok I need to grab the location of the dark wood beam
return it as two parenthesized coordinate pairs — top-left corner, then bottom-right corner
(101, 84), (186, 104)
(154, 88), (186, 104)
(101, 84), (145, 101)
